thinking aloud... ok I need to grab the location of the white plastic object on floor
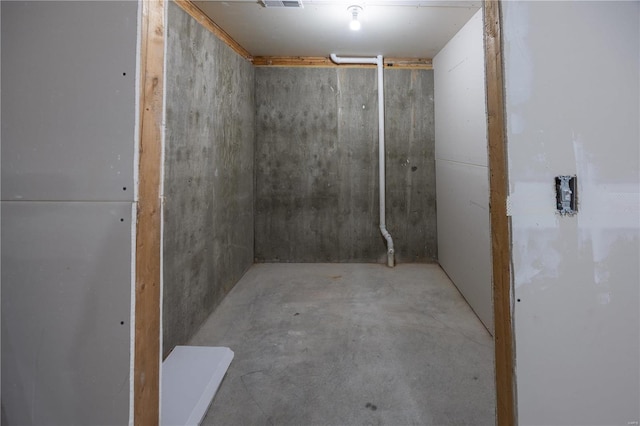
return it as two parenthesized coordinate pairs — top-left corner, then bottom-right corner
(161, 346), (234, 426)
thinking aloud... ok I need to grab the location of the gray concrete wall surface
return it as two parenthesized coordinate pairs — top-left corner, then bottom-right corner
(1, 2), (137, 424)
(163, 2), (255, 356)
(254, 67), (436, 263)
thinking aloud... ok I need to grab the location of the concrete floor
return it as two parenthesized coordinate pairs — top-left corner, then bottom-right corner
(189, 263), (496, 426)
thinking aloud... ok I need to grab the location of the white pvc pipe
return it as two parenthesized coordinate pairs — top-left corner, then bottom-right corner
(330, 54), (395, 267)
(329, 53), (377, 65)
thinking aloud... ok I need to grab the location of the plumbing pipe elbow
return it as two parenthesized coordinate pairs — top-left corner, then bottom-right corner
(379, 225), (394, 249)
(330, 53), (378, 65)
(379, 225), (395, 267)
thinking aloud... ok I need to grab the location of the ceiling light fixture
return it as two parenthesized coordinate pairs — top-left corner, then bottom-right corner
(348, 5), (363, 31)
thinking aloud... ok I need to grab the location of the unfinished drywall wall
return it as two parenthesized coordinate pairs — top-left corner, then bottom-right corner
(254, 67), (436, 263)
(163, 2), (255, 356)
(1, 1), (137, 424)
(502, 2), (639, 424)
(433, 10), (492, 332)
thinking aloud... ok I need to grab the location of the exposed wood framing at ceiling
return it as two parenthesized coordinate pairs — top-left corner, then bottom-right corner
(135, 0), (164, 423)
(174, 0), (433, 69)
(174, 0), (252, 60)
(382, 57), (433, 69)
(252, 56), (337, 67)
(483, 1), (517, 425)
(252, 56), (433, 69)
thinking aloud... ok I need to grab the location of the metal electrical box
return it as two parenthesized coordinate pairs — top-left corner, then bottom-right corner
(555, 175), (577, 215)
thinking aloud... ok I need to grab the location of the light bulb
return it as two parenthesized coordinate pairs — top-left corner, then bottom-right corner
(348, 5), (362, 31)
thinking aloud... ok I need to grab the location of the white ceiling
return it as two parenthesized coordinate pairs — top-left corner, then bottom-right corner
(193, 0), (481, 58)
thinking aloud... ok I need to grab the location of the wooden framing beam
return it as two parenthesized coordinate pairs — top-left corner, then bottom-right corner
(483, 1), (517, 425)
(252, 56), (433, 69)
(252, 56), (334, 67)
(174, 0), (252, 60)
(383, 57), (433, 69)
(135, 0), (164, 423)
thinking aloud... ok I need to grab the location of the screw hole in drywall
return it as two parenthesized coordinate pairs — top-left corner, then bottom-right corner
(120, 321), (124, 325)
(517, 299), (521, 302)
(122, 72), (126, 76)
(123, 187), (127, 191)
(120, 218), (124, 222)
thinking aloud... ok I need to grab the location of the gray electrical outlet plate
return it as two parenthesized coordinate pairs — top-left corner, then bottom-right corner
(555, 175), (577, 215)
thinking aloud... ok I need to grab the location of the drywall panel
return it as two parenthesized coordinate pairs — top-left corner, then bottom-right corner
(254, 67), (437, 263)
(1, 2), (137, 423)
(163, 2), (255, 356)
(433, 10), (492, 331)
(503, 2), (640, 424)
(435, 160), (492, 330)
(433, 10), (487, 168)
(0, 1), (137, 201)
(1, 202), (132, 425)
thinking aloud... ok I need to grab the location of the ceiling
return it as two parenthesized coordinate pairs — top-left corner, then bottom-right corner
(193, 0), (481, 58)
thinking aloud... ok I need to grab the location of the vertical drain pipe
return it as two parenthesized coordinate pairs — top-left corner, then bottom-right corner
(330, 54), (395, 267)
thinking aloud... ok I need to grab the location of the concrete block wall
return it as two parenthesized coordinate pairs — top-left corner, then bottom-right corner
(163, 2), (255, 356)
(1, 2), (137, 423)
(254, 67), (436, 263)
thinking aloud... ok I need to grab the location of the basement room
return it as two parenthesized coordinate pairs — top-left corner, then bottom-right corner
(161, 1), (495, 424)
(3, 1), (638, 425)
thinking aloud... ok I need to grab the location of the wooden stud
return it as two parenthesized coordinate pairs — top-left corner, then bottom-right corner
(252, 56), (335, 67)
(135, 0), (164, 424)
(483, 1), (517, 425)
(384, 57), (433, 69)
(174, 0), (252, 60)
(253, 56), (433, 69)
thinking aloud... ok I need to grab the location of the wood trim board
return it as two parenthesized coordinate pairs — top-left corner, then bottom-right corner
(253, 56), (433, 69)
(135, 0), (165, 424)
(483, 1), (517, 425)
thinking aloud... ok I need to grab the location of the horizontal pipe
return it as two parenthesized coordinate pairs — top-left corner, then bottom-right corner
(330, 53), (379, 65)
